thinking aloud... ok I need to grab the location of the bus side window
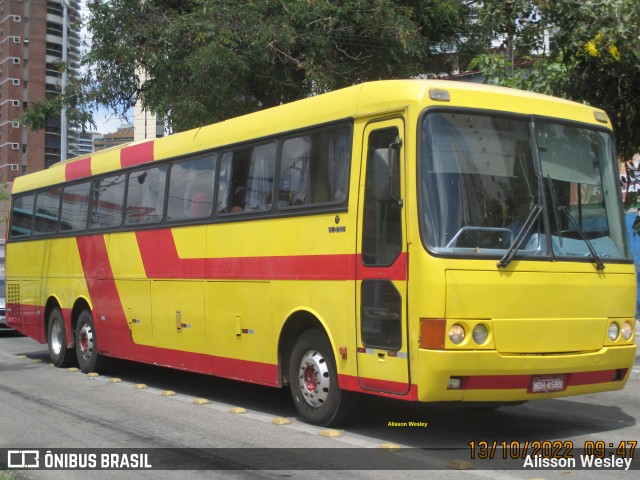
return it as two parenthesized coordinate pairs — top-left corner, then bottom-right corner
(278, 125), (351, 208)
(167, 155), (216, 221)
(125, 165), (168, 225)
(218, 143), (276, 214)
(60, 181), (91, 232)
(90, 175), (126, 229)
(245, 143), (276, 211)
(33, 188), (61, 235)
(10, 193), (35, 238)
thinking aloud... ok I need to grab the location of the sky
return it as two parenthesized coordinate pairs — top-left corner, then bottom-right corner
(92, 109), (133, 136)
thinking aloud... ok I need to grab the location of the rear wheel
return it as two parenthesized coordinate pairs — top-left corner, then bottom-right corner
(288, 329), (354, 426)
(47, 308), (76, 368)
(75, 310), (105, 373)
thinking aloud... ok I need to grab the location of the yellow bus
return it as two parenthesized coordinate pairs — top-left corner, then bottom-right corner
(6, 80), (636, 425)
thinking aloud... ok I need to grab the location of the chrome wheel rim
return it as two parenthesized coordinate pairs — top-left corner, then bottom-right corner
(297, 349), (330, 408)
(78, 323), (95, 363)
(50, 318), (64, 356)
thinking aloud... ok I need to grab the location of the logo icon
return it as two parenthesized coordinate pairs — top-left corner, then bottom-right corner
(7, 450), (39, 468)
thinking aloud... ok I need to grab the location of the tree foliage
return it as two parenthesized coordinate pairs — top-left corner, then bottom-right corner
(472, 0), (640, 158)
(23, 0), (478, 134)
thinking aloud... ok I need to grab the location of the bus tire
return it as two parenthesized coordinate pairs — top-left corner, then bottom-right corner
(288, 329), (353, 426)
(75, 310), (105, 373)
(47, 308), (76, 368)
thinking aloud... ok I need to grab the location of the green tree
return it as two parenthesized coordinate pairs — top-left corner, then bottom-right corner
(23, 0), (480, 134)
(472, 0), (640, 159)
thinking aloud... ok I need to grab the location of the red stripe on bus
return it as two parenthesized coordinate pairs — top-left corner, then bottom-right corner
(65, 157), (92, 181)
(75, 235), (280, 386)
(154, 349), (279, 386)
(135, 229), (407, 281)
(121, 141), (154, 168)
(462, 370), (623, 390)
(339, 374), (418, 400)
(463, 375), (530, 390)
(568, 369), (625, 386)
(74, 232), (407, 389)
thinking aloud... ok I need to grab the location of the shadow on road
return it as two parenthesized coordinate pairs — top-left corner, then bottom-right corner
(13, 346), (636, 449)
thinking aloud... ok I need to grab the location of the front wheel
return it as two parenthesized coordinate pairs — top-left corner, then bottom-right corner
(47, 308), (76, 368)
(75, 310), (105, 373)
(288, 330), (354, 426)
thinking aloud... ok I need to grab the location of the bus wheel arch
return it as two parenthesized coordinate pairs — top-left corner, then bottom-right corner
(278, 311), (325, 386)
(279, 311), (354, 426)
(288, 329), (354, 426)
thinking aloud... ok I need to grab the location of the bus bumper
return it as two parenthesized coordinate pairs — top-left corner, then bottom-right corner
(415, 345), (637, 402)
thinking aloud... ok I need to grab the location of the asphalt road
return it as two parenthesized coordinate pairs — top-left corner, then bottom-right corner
(0, 330), (639, 480)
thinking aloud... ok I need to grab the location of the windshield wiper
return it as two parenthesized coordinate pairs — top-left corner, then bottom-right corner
(558, 206), (605, 271)
(497, 205), (543, 269)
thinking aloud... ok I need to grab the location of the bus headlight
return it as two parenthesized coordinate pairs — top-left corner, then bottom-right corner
(472, 324), (488, 345)
(621, 322), (633, 341)
(449, 324), (465, 345)
(607, 322), (619, 341)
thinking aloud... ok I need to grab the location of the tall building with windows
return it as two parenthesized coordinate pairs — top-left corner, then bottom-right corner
(134, 69), (165, 141)
(0, 0), (82, 184)
(68, 128), (98, 158)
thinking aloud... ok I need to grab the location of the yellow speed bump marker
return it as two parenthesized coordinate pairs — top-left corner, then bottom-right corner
(447, 459), (473, 470)
(320, 429), (342, 438)
(31, 359), (43, 363)
(68, 367), (79, 372)
(271, 417), (291, 425)
(109, 378), (122, 383)
(87, 372), (99, 377)
(193, 398), (210, 405)
(134, 383), (148, 389)
(377, 443), (402, 452)
(161, 390), (176, 396)
(229, 407), (247, 414)
(17, 355), (27, 359)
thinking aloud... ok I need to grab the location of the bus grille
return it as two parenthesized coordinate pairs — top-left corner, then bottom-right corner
(7, 284), (21, 317)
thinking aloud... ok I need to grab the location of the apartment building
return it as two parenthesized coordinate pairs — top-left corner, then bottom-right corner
(0, 0), (82, 183)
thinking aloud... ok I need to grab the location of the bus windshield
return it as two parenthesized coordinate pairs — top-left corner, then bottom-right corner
(420, 110), (630, 264)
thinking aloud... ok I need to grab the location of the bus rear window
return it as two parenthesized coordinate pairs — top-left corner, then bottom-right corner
(10, 194), (35, 238)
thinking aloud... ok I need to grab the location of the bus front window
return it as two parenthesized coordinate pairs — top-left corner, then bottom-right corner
(420, 110), (630, 264)
(537, 122), (628, 262)
(420, 111), (541, 255)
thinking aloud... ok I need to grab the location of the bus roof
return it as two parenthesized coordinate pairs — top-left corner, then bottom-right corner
(12, 79), (611, 194)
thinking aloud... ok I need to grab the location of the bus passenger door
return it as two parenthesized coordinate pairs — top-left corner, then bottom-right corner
(355, 119), (410, 395)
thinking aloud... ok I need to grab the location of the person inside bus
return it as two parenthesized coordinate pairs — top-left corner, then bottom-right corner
(230, 186), (247, 212)
(190, 191), (212, 218)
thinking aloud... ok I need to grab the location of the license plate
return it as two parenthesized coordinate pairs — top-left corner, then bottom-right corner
(531, 375), (565, 393)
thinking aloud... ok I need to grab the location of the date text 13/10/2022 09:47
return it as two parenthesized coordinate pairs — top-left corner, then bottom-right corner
(468, 440), (637, 470)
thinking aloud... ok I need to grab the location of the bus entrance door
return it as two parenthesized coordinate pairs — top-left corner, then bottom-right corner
(355, 119), (410, 396)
